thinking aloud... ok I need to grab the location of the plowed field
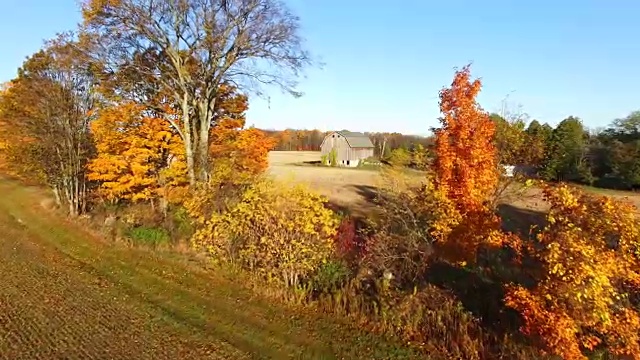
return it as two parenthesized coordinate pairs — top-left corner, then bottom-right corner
(0, 178), (415, 360)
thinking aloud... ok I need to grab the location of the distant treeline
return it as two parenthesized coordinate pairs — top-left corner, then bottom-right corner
(261, 129), (433, 157)
(491, 110), (640, 190)
(264, 108), (640, 191)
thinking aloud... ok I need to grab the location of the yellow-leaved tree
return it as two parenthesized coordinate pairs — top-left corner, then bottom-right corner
(87, 102), (187, 204)
(505, 184), (640, 360)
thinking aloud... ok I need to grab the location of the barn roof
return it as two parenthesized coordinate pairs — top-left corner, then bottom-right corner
(334, 131), (374, 148)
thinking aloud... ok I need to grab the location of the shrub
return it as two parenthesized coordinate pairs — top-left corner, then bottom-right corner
(334, 216), (367, 261)
(315, 271), (541, 360)
(387, 148), (411, 167)
(329, 148), (337, 167)
(126, 225), (171, 247)
(410, 144), (430, 170)
(505, 184), (640, 359)
(320, 154), (329, 166)
(362, 169), (458, 283)
(184, 159), (257, 222)
(191, 179), (340, 287)
(311, 260), (351, 294)
(362, 156), (380, 164)
(166, 206), (194, 242)
(377, 284), (539, 359)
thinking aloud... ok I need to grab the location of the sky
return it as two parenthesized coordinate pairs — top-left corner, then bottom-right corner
(1, 1), (639, 135)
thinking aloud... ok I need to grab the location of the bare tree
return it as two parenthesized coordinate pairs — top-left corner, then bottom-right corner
(81, 0), (312, 184)
(0, 35), (95, 215)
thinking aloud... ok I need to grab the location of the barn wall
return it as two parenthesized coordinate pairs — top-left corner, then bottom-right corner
(320, 133), (374, 166)
(320, 132), (340, 155)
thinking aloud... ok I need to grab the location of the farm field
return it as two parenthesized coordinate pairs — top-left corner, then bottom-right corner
(0, 177), (416, 360)
(268, 151), (383, 216)
(268, 151), (640, 223)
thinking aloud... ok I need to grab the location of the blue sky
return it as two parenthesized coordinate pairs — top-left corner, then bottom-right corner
(1, 1), (639, 135)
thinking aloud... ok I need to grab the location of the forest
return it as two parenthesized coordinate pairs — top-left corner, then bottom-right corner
(262, 128), (432, 156)
(1, 1), (640, 359)
(490, 109), (640, 190)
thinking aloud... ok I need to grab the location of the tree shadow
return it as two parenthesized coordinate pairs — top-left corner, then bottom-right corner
(322, 185), (381, 220)
(497, 203), (547, 239)
(325, 201), (352, 217)
(288, 161), (322, 167)
(327, 182), (547, 329)
(425, 261), (525, 337)
(421, 205), (549, 338)
(348, 184), (379, 205)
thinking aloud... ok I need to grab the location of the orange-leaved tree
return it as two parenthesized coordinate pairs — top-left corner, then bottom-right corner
(505, 184), (640, 360)
(434, 64), (498, 210)
(209, 85), (274, 175)
(210, 120), (275, 176)
(87, 102), (187, 204)
(431, 65), (505, 264)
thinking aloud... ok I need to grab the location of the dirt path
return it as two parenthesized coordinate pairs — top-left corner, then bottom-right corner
(0, 179), (415, 360)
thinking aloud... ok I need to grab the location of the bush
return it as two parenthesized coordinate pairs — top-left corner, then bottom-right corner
(126, 225), (171, 247)
(184, 160), (257, 221)
(310, 260), (351, 294)
(387, 148), (411, 167)
(377, 284), (538, 359)
(505, 184), (640, 359)
(334, 216), (367, 261)
(164, 206), (194, 242)
(191, 179), (340, 287)
(360, 156), (381, 166)
(320, 154), (329, 166)
(329, 148), (337, 167)
(410, 144), (430, 170)
(361, 169), (443, 284)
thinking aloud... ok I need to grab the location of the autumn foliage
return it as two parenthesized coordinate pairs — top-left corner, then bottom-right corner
(190, 180), (338, 287)
(0, 83), (10, 172)
(505, 184), (640, 359)
(7, 22), (640, 358)
(430, 66), (640, 359)
(209, 118), (274, 176)
(434, 65), (498, 210)
(430, 65), (506, 264)
(207, 85), (274, 175)
(88, 102), (187, 203)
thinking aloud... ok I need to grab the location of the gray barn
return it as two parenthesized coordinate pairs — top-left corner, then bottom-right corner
(320, 131), (375, 167)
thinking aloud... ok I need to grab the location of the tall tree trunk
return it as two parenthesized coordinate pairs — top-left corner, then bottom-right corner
(195, 98), (215, 183)
(185, 133), (196, 186)
(381, 138), (387, 158)
(181, 97), (197, 186)
(197, 124), (210, 182)
(52, 186), (62, 207)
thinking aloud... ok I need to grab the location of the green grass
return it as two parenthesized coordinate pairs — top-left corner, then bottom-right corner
(126, 225), (171, 247)
(578, 184), (637, 196)
(0, 178), (419, 359)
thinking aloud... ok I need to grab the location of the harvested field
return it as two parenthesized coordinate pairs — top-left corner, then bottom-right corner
(0, 178), (416, 360)
(268, 151), (382, 216)
(268, 151), (640, 232)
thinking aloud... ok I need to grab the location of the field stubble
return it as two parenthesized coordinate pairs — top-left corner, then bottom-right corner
(0, 178), (417, 359)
